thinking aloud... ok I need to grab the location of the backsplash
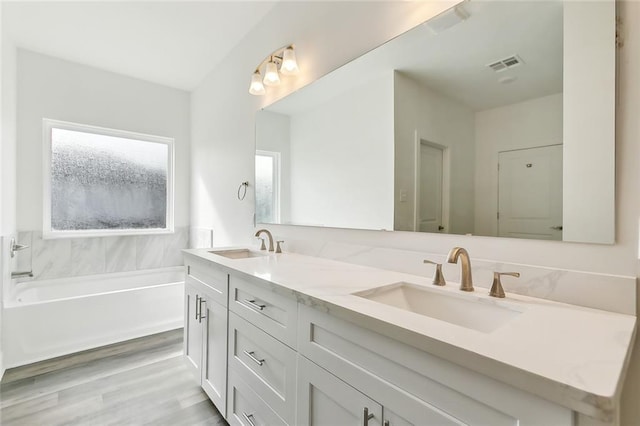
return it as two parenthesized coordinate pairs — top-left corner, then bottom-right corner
(279, 237), (637, 316)
(13, 226), (189, 281)
(190, 227), (214, 249)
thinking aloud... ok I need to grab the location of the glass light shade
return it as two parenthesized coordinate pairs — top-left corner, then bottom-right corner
(249, 71), (265, 95)
(280, 47), (299, 75)
(263, 60), (281, 86)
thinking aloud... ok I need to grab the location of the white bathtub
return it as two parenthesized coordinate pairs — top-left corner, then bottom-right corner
(3, 267), (184, 368)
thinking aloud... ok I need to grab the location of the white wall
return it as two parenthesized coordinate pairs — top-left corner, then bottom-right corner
(394, 71), (475, 235)
(2, 36), (16, 236)
(563, 1), (616, 244)
(288, 71), (394, 230)
(16, 50), (191, 232)
(190, 0), (639, 421)
(0, 4), (5, 379)
(0, 4), (3, 379)
(474, 93), (563, 236)
(255, 110), (291, 223)
(191, 1), (457, 247)
(0, 18), (18, 379)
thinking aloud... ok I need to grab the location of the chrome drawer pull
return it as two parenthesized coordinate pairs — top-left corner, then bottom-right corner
(363, 407), (374, 426)
(198, 298), (206, 323)
(243, 299), (266, 311)
(243, 350), (265, 366)
(195, 295), (200, 320)
(242, 412), (257, 426)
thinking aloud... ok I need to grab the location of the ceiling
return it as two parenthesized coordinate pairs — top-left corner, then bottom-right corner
(2, 1), (277, 91)
(270, 0), (563, 114)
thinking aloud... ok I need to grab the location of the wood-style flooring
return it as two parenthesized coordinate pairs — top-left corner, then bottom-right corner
(0, 329), (227, 425)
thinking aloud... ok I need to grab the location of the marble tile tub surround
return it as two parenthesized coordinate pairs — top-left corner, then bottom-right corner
(13, 227), (189, 282)
(257, 234), (636, 316)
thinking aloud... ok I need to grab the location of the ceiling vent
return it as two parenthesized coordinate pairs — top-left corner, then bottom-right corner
(487, 55), (524, 72)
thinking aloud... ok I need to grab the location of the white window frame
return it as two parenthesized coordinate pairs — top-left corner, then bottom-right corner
(43, 118), (175, 239)
(255, 150), (281, 224)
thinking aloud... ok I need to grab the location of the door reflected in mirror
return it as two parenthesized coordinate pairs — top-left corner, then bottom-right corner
(255, 0), (615, 243)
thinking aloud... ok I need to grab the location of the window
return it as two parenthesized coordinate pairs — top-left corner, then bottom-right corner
(43, 119), (174, 238)
(255, 150), (280, 224)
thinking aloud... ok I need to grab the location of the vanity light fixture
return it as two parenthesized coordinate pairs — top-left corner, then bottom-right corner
(249, 71), (266, 95)
(280, 46), (300, 75)
(263, 57), (281, 86)
(424, 3), (469, 34)
(249, 45), (299, 96)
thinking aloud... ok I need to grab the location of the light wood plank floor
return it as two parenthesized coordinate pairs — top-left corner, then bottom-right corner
(0, 329), (227, 426)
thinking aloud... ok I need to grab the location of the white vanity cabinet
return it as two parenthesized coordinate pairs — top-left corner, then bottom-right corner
(228, 311), (297, 423)
(183, 256), (229, 417)
(182, 251), (626, 426)
(226, 274), (299, 425)
(297, 305), (573, 426)
(297, 355), (383, 426)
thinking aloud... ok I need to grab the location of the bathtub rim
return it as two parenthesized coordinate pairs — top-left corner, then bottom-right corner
(5, 265), (185, 308)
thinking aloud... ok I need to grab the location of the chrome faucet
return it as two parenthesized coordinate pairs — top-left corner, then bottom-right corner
(255, 229), (274, 252)
(447, 247), (473, 292)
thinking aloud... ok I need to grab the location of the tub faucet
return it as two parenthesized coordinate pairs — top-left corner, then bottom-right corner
(255, 229), (274, 252)
(447, 247), (473, 292)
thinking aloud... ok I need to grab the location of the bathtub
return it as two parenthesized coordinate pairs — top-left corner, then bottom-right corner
(3, 267), (184, 368)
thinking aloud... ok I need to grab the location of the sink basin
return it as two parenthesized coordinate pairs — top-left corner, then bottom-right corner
(209, 249), (269, 259)
(354, 282), (522, 333)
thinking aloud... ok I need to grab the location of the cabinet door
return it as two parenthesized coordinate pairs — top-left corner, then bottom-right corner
(183, 281), (203, 381)
(200, 288), (228, 417)
(297, 356), (382, 426)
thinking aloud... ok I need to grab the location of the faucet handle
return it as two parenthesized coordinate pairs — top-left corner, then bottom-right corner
(489, 272), (520, 298)
(276, 240), (284, 254)
(423, 260), (446, 286)
(257, 237), (266, 251)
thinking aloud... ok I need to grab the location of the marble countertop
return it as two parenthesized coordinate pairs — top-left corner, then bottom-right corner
(183, 248), (636, 421)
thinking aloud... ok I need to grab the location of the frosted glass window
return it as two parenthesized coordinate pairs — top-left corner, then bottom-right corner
(255, 151), (280, 224)
(43, 119), (174, 238)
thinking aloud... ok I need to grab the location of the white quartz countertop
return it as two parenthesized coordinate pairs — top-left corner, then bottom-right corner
(183, 248), (636, 421)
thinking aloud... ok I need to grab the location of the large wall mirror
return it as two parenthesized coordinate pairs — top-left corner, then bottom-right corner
(255, 0), (615, 244)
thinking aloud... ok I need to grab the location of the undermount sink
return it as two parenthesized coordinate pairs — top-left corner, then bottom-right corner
(354, 282), (522, 333)
(209, 249), (269, 259)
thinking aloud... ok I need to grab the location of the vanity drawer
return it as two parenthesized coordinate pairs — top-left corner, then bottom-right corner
(229, 275), (298, 347)
(297, 305), (572, 426)
(185, 255), (228, 306)
(227, 368), (288, 426)
(228, 311), (296, 424)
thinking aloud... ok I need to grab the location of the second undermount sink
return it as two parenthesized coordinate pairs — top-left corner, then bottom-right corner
(354, 282), (522, 333)
(209, 249), (269, 259)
